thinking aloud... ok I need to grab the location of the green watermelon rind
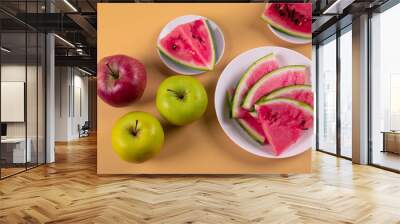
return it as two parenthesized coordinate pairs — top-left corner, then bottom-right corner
(255, 97), (313, 115)
(236, 119), (265, 144)
(231, 53), (275, 118)
(226, 90), (233, 119)
(258, 84), (312, 103)
(242, 65), (307, 110)
(157, 18), (216, 71)
(261, 4), (311, 39)
(227, 90), (264, 144)
(206, 19), (217, 70)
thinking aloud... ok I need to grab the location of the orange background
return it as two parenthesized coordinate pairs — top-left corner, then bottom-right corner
(97, 3), (312, 174)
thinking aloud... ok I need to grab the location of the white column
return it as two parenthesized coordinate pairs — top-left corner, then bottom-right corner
(46, 32), (55, 163)
(352, 14), (369, 164)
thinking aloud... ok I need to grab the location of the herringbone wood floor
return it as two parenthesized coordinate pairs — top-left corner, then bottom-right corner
(1, 135), (400, 224)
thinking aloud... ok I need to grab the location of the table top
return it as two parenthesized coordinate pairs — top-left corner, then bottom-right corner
(381, 131), (400, 134)
(97, 3), (312, 174)
(1, 138), (28, 143)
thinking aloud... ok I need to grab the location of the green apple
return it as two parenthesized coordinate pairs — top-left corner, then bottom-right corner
(156, 75), (208, 126)
(112, 111), (164, 163)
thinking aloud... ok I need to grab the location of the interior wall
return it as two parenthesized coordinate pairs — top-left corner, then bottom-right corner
(71, 73), (89, 138)
(54, 66), (69, 141)
(1, 64), (39, 139)
(54, 67), (90, 141)
(88, 77), (97, 132)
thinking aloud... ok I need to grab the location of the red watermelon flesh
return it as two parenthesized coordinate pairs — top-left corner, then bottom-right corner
(256, 98), (313, 155)
(231, 53), (279, 118)
(262, 3), (312, 39)
(227, 89), (267, 144)
(158, 19), (216, 71)
(261, 84), (314, 107)
(242, 65), (310, 110)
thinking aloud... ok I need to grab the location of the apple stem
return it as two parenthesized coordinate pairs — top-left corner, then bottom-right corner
(134, 120), (138, 133)
(167, 89), (185, 100)
(130, 120), (139, 137)
(106, 63), (119, 79)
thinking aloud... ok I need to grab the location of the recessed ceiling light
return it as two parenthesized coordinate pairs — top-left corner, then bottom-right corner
(323, 0), (342, 14)
(54, 34), (75, 48)
(63, 0), (78, 12)
(1, 47), (11, 53)
(323, 0), (355, 15)
(77, 67), (93, 76)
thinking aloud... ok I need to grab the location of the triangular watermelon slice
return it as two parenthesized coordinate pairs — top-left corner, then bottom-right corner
(255, 98), (313, 155)
(236, 114), (266, 144)
(242, 65), (309, 110)
(259, 84), (314, 107)
(158, 18), (216, 71)
(227, 89), (267, 144)
(231, 53), (279, 118)
(261, 3), (312, 39)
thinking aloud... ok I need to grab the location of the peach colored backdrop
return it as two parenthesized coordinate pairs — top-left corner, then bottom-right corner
(97, 3), (312, 174)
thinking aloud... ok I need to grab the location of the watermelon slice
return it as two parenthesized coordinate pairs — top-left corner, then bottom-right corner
(261, 3), (312, 39)
(226, 89), (235, 118)
(158, 19), (216, 71)
(242, 65), (309, 110)
(231, 53), (279, 118)
(259, 84), (314, 107)
(227, 89), (266, 144)
(236, 114), (266, 144)
(255, 98), (313, 155)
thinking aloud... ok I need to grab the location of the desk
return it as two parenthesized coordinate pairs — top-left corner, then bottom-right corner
(381, 131), (400, 154)
(1, 138), (31, 163)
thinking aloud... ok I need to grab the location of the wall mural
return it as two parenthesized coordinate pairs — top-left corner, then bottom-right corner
(97, 3), (313, 174)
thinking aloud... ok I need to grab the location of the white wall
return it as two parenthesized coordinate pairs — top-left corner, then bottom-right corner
(1, 65), (36, 138)
(72, 73), (89, 138)
(54, 67), (89, 141)
(54, 67), (69, 141)
(1, 63), (46, 164)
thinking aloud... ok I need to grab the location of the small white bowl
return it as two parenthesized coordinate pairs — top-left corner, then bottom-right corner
(157, 15), (225, 75)
(215, 46), (312, 159)
(267, 24), (311, 45)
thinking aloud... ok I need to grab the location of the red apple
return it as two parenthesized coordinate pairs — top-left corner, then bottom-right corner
(97, 54), (147, 107)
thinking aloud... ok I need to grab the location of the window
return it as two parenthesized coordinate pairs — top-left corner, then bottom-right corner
(340, 28), (352, 158)
(317, 36), (337, 154)
(370, 3), (400, 171)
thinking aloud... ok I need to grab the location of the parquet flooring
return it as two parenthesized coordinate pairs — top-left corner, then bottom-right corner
(1, 135), (400, 223)
(1, 167), (26, 178)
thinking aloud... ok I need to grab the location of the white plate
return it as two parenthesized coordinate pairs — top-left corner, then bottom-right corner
(267, 24), (311, 45)
(157, 15), (225, 75)
(215, 46), (312, 159)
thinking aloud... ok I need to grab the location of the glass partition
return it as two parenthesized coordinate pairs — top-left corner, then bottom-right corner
(1, 31), (28, 177)
(0, 2), (46, 179)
